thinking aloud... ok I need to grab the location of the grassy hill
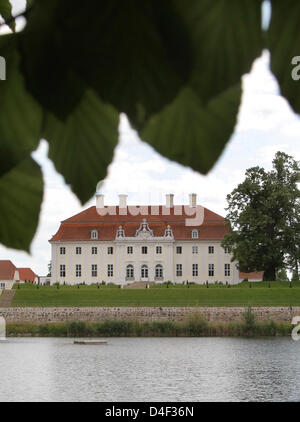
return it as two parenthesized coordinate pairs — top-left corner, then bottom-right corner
(10, 281), (300, 307)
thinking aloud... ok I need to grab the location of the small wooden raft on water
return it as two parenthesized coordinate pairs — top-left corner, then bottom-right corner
(73, 340), (107, 345)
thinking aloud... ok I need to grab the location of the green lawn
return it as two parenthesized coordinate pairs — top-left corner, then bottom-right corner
(11, 281), (300, 307)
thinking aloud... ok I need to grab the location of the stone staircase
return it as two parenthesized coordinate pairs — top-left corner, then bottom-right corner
(0, 290), (16, 307)
(123, 281), (155, 289)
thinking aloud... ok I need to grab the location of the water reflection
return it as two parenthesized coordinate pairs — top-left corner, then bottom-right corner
(0, 337), (299, 401)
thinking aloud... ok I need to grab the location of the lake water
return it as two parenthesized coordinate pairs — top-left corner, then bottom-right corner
(0, 337), (299, 402)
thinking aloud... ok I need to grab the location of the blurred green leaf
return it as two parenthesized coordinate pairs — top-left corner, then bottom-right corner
(173, 0), (263, 101)
(267, 0), (300, 114)
(0, 157), (44, 251)
(19, 0), (86, 120)
(140, 0), (261, 173)
(0, 34), (42, 177)
(20, 0), (191, 126)
(142, 84), (241, 174)
(44, 89), (119, 204)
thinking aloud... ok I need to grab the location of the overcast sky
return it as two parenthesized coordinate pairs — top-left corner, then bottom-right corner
(0, 1), (299, 275)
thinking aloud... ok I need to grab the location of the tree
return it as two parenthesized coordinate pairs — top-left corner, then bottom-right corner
(276, 268), (289, 282)
(291, 270), (299, 282)
(222, 152), (300, 281)
(47, 260), (52, 277)
(0, 1), (299, 252)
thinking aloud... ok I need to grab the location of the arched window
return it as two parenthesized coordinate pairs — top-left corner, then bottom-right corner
(126, 264), (134, 278)
(155, 264), (163, 278)
(91, 230), (98, 240)
(141, 265), (148, 278)
(192, 229), (198, 239)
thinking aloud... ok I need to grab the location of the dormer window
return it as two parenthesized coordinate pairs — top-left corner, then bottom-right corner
(164, 225), (173, 238)
(116, 225), (125, 239)
(192, 229), (198, 239)
(91, 230), (98, 240)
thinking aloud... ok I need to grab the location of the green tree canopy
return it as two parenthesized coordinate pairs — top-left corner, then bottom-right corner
(222, 152), (300, 281)
(276, 268), (289, 282)
(0, 0), (299, 252)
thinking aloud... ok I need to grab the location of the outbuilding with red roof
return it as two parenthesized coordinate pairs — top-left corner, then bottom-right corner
(0, 260), (20, 290)
(18, 268), (39, 284)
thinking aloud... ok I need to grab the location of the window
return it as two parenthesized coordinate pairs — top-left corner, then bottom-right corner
(91, 230), (98, 240)
(176, 246), (182, 254)
(141, 246), (148, 254)
(76, 264), (81, 277)
(192, 263), (198, 276)
(208, 246), (214, 254)
(126, 264), (134, 278)
(127, 246), (133, 254)
(60, 247), (66, 255)
(224, 247), (230, 254)
(156, 246), (162, 254)
(108, 247), (113, 255)
(60, 265), (66, 277)
(141, 264), (148, 278)
(208, 264), (214, 277)
(0, 283), (5, 289)
(192, 246), (198, 254)
(192, 229), (198, 239)
(92, 264), (97, 277)
(92, 247), (98, 255)
(155, 264), (163, 278)
(107, 264), (113, 277)
(76, 247), (82, 255)
(176, 264), (182, 277)
(225, 263), (230, 277)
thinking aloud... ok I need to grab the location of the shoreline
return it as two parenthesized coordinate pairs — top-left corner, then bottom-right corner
(5, 317), (293, 338)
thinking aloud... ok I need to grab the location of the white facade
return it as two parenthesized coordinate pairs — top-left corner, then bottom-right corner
(50, 209), (239, 285)
(0, 280), (15, 290)
(0, 270), (19, 290)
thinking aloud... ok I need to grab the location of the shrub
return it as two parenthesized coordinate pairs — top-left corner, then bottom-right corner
(66, 321), (88, 336)
(38, 324), (50, 336)
(151, 321), (175, 336)
(184, 313), (209, 336)
(242, 306), (256, 336)
(243, 306), (255, 326)
(99, 320), (134, 336)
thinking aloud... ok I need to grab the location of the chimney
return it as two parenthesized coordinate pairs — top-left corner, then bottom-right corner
(119, 194), (128, 208)
(189, 193), (197, 207)
(96, 193), (104, 209)
(166, 194), (174, 208)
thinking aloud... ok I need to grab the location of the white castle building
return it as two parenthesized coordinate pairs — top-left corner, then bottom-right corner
(50, 194), (240, 285)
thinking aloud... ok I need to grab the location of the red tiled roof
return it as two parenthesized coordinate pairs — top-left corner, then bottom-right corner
(50, 205), (228, 242)
(239, 271), (264, 281)
(0, 260), (17, 280)
(18, 268), (38, 283)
